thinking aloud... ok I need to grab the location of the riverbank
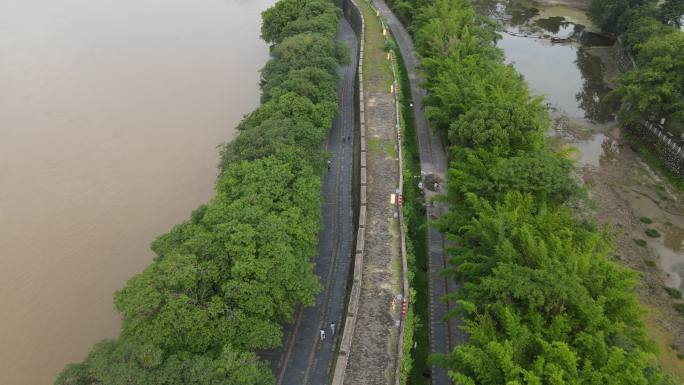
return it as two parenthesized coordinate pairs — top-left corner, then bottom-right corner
(567, 121), (684, 381)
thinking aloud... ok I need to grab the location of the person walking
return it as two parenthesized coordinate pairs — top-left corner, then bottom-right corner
(327, 160), (331, 170)
(319, 328), (326, 341)
(329, 321), (335, 336)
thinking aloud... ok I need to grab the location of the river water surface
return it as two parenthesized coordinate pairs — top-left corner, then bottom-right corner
(0, 0), (273, 383)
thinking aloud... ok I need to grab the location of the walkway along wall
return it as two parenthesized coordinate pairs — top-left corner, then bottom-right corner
(332, 0), (410, 383)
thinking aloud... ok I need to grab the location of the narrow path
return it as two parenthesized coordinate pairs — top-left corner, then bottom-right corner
(260, 17), (358, 385)
(372, 1), (467, 383)
(343, 0), (403, 383)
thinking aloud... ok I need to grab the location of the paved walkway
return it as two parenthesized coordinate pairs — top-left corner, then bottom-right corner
(372, 1), (468, 384)
(260, 17), (358, 385)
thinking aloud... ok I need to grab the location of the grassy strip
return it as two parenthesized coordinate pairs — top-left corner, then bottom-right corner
(394, 39), (430, 385)
(357, 0), (394, 91)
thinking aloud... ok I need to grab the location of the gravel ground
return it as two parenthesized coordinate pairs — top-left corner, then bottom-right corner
(345, 91), (401, 385)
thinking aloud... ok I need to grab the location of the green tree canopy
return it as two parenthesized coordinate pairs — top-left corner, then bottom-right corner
(261, 0), (340, 44)
(614, 31), (684, 129)
(395, 0), (679, 381)
(659, 0), (684, 27)
(118, 154), (321, 353)
(54, 339), (273, 385)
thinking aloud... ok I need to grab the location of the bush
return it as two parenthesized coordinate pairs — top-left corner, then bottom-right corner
(665, 287), (682, 299)
(646, 228), (661, 238)
(640, 216), (653, 224)
(634, 238), (648, 247)
(674, 303), (684, 315)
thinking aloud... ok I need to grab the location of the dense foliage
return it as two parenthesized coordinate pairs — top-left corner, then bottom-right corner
(587, 0), (684, 134)
(55, 0), (345, 383)
(382, 0), (678, 382)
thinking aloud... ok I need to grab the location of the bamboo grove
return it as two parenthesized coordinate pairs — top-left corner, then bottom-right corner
(385, 0), (678, 382)
(54, 0), (346, 383)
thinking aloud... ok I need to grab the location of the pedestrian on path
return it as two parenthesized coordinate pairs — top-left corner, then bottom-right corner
(327, 160), (331, 170)
(320, 328), (326, 341)
(330, 321), (335, 336)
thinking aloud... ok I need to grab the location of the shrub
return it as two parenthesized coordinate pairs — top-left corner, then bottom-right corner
(645, 228), (661, 238)
(640, 216), (653, 224)
(665, 286), (682, 299)
(674, 303), (684, 315)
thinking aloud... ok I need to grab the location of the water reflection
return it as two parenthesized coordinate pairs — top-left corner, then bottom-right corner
(580, 31), (616, 47)
(575, 48), (619, 123)
(473, 0), (539, 27)
(510, 6), (539, 26)
(534, 16), (571, 35)
(473, 0), (617, 124)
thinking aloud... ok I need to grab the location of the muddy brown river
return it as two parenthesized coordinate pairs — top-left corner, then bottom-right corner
(0, 0), (274, 383)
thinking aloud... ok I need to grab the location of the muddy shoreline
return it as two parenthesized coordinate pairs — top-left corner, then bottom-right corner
(571, 122), (684, 377)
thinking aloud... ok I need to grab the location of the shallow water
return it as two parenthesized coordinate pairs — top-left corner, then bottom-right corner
(0, 0), (273, 383)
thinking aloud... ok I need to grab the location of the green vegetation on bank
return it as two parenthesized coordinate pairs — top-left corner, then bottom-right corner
(588, 0), (684, 135)
(54, 0), (346, 384)
(395, 39), (430, 385)
(384, 0), (677, 382)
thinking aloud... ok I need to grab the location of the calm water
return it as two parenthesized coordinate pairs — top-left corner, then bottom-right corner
(0, 0), (273, 383)
(473, 0), (617, 124)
